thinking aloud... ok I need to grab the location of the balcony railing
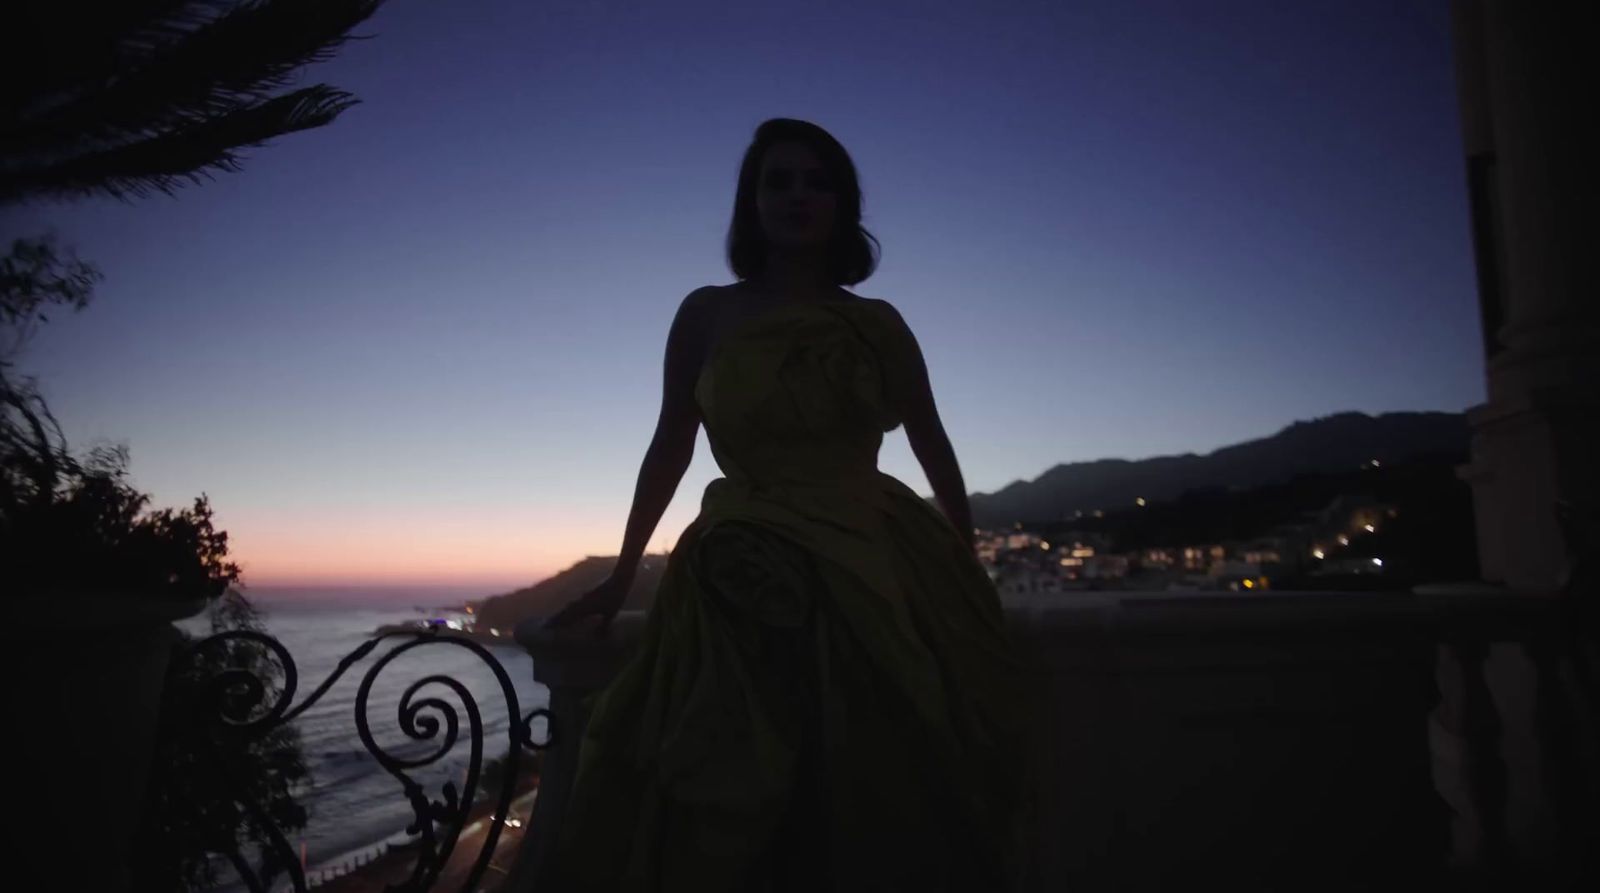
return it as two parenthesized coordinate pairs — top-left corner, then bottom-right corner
(167, 627), (556, 893)
(162, 567), (1597, 891)
(506, 584), (1596, 891)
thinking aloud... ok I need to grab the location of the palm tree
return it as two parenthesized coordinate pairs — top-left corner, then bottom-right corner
(0, 0), (387, 205)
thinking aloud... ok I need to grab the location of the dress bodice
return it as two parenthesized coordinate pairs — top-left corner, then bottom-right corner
(694, 297), (907, 490)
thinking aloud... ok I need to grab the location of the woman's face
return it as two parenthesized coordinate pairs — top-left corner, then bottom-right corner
(755, 140), (838, 250)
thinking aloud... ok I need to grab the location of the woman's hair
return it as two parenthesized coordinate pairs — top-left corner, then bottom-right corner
(726, 118), (880, 286)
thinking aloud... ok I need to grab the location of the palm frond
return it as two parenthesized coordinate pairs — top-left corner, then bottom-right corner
(1, 0), (382, 163)
(1, 2), (201, 121)
(0, 86), (358, 204)
(0, 0), (386, 207)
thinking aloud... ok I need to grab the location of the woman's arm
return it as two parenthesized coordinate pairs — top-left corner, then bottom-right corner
(879, 301), (977, 553)
(545, 288), (715, 633)
(603, 287), (713, 583)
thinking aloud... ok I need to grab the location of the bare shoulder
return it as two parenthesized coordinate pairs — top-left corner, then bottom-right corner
(853, 294), (913, 335)
(685, 283), (735, 336)
(693, 282), (750, 313)
(681, 284), (722, 314)
(669, 285), (721, 335)
(837, 289), (886, 312)
(695, 281), (792, 341)
(680, 283), (768, 360)
(864, 295), (897, 316)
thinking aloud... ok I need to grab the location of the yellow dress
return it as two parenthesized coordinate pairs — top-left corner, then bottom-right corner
(544, 297), (1038, 892)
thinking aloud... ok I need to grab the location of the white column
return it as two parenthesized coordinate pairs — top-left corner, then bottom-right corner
(1451, 0), (1600, 590)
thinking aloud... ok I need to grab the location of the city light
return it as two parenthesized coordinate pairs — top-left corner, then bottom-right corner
(1372, 558), (1384, 567)
(1371, 459), (1381, 467)
(1364, 524), (1375, 532)
(1040, 541), (1050, 550)
(1312, 548), (1325, 559)
(1242, 579), (1255, 589)
(1136, 497), (1146, 507)
(1338, 535), (1350, 546)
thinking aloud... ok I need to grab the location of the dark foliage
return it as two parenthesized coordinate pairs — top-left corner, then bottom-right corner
(0, 0), (386, 204)
(0, 441), (244, 601)
(1, 236), (242, 601)
(1, 6), (382, 887)
(0, 233), (100, 357)
(131, 590), (311, 891)
(0, 234), (99, 517)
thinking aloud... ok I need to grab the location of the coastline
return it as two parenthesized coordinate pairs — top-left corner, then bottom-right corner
(296, 760), (540, 892)
(369, 622), (510, 649)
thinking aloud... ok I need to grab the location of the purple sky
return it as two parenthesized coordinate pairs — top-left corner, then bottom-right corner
(4, 0), (1482, 592)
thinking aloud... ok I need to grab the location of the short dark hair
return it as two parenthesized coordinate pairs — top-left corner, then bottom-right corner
(726, 118), (880, 286)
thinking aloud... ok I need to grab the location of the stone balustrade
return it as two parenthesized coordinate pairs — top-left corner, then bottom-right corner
(503, 585), (1588, 890)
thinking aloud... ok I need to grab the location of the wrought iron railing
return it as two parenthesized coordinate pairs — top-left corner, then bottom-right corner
(167, 626), (556, 893)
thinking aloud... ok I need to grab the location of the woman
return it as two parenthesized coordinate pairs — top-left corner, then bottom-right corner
(540, 118), (1037, 892)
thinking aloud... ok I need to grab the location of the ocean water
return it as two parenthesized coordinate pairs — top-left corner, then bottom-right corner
(174, 596), (550, 885)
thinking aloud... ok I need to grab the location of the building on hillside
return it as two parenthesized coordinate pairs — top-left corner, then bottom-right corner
(995, 563), (1073, 597)
(1139, 547), (1178, 571)
(1085, 553), (1131, 580)
(1180, 544), (1226, 572)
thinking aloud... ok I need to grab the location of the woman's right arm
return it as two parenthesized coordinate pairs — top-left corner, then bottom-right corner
(543, 287), (714, 632)
(605, 286), (713, 582)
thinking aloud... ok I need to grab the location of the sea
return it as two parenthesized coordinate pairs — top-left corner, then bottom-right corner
(174, 593), (549, 888)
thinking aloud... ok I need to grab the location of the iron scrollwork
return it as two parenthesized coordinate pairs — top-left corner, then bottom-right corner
(173, 626), (556, 893)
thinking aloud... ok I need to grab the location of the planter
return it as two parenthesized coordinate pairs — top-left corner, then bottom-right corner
(3, 593), (206, 893)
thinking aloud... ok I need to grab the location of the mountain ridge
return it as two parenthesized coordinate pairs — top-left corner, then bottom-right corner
(968, 410), (1467, 528)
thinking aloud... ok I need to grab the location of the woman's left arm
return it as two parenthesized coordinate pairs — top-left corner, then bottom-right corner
(878, 301), (976, 553)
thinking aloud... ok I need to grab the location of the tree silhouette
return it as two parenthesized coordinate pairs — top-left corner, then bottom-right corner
(0, 0), (386, 205)
(132, 590), (311, 891)
(1, 5), (393, 887)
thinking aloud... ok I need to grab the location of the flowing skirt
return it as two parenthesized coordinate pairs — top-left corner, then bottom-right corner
(543, 494), (1037, 892)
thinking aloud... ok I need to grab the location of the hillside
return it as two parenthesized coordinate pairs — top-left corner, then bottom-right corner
(968, 411), (1468, 528)
(475, 553), (671, 632)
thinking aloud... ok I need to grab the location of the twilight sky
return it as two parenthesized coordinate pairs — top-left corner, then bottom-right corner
(4, 0), (1482, 594)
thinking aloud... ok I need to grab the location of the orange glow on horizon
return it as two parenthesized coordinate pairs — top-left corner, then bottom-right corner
(217, 506), (684, 593)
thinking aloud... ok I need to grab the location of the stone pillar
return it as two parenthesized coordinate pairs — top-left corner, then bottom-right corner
(498, 612), (649, 891)
(1447, 7), (1600, 881)
(1451, 0), (1600, 590)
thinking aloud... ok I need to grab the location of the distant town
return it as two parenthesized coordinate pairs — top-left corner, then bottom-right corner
(975, 489), (1396, 596)
(971, 447), (1475, 596)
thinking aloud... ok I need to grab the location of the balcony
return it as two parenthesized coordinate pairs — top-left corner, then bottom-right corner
(501, 584), (1597, 890)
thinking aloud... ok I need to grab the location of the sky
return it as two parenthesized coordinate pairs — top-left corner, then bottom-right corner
(4, 0), (1482, 595)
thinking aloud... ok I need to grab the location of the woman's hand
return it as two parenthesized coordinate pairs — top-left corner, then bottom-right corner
(542, 573), (633, 636)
